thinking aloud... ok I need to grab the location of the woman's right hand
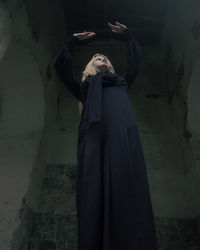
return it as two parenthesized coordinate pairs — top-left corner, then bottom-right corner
(73, 31), (96, 40)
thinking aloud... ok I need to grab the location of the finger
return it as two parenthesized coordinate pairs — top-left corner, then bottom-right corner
(75, 32), (89, 36)
(115, 21), (127, 29)
(87, 32), (96, 36)
(87, 33), (96, 37)
(74, 32), (83, 36)
(108, 23), (118, 29)
(107, 23), (113, 28)
(115, 22), (127, 29)
(87, 34), (96, 37)
(115, 21), (123, 26)
(85, 33), (96, 39)
(81, 31), (91, 35)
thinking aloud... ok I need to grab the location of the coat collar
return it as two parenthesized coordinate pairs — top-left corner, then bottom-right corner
(82, 71), (127, 123)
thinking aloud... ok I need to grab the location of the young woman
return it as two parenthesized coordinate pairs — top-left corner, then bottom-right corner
(54, 21), (158, 250)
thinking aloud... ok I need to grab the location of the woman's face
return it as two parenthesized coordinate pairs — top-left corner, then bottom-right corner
(93, 54), (110, 72)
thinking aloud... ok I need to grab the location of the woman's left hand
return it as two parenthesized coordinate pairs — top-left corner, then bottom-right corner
(107, 22), (127, 33)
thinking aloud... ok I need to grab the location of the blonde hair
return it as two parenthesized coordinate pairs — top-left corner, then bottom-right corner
(79, 54), (115, 115)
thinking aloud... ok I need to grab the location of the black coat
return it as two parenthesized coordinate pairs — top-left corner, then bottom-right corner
(54, 29), (158, 250)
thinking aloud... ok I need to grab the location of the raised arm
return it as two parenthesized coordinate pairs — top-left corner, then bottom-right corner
(122, 29), (142, 89)
(108, 22), (143, 90)
(53, 36), (81, 101)
(53, 31), (96, 102)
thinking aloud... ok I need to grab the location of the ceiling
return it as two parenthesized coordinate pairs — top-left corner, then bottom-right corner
(62, 0), (166, 45)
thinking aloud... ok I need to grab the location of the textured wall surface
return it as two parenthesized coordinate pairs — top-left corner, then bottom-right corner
(0, 0), (65, 249)
(12, 164), (200, 250)
(161, 0), (200, 216)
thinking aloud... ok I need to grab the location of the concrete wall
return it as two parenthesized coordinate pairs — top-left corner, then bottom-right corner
(0, 38), (44, 250)
(0, 0), (66, 249)
(161, 0), (200, 216)
(187, 58), (200, 139)
(187, 58), (200, 192)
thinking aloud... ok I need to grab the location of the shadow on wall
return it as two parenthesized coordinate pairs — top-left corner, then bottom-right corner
(186, 57), (200, 174)
(0, 40), (45, 249)
(187, 57), (200, 139)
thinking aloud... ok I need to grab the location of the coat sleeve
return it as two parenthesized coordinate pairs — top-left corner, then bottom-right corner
(53, 35), (83, 101)
(112, 29), (143, 90)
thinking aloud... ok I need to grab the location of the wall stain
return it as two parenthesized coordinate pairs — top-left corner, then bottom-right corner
(27, 16), (40, 42)
(183, 129), (192, 141)
(168, 62), (185, 103)
(145, 93), (160, 98)
(192, 18), (200, 40)
(56, 95), (66, 132)
(46, 64), (51, 81)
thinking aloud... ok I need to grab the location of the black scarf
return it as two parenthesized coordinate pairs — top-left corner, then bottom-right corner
(80, 71), (127, 123)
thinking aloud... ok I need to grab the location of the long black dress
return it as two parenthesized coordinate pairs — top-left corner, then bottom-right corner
(54, 29), (158, 250)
